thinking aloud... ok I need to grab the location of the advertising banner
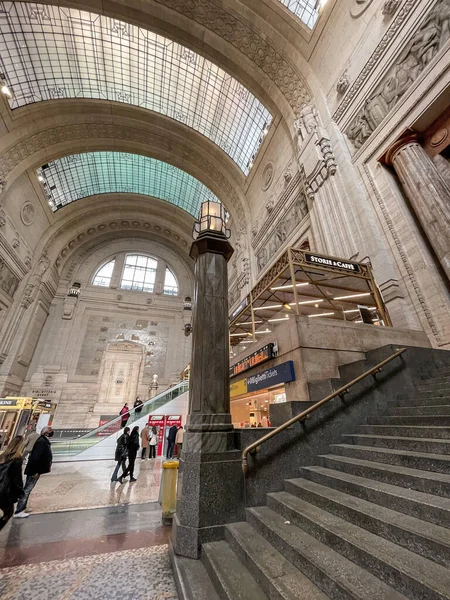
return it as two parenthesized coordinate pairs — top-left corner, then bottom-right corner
(98, 415), (121, 437)
(246, 361), (295, 393)
(148, 415), (166, 456)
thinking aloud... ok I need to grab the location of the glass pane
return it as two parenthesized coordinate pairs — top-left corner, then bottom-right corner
(164, 267), (178, 295)
(279, 0), (319, 27)
(36, 152), (222, 217)
(93, 259), (115, 286)
(1, 3), (272, 174)
(136, 256), (147, 267)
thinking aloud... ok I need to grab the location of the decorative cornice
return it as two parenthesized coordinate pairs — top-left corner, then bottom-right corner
(333, 0), (416, 123)
(152, 0), (311, 114)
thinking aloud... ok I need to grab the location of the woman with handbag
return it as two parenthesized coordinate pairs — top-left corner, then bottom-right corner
(0, 435), (25, 530)
(121, 426), (140, 482)
(111, 427), (130, 482)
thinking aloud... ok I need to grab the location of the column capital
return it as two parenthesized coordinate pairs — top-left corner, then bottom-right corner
(385, 133), (420, 166)
(189, 232), (234, 262)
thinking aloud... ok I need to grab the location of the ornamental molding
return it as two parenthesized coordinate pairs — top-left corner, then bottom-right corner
(333, 0), (417, 123)
(0, 123), (247, 224)
(153, 0), (311, 114)
(350, 0), (375, 18)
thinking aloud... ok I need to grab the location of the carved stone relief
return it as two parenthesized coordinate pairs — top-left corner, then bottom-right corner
(256, 191), (309, 273)
(21, 202), (36, 226)
(347, 1), (450, 149)
(21, 254), (50, 309)
(0, 260), (19, 297)
(383, 0), (401, 16)
(351, 0), (375, 18)
(336, 71), (351, 95)
(261, 163), (274, 191)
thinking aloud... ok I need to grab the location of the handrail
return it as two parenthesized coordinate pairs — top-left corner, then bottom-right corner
(242, 347), (407, 475)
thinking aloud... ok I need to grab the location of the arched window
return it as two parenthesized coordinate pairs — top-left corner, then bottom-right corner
(120, 255), (157, 292)
(93, 259), (115, 287)
(164, 267), (179, 296)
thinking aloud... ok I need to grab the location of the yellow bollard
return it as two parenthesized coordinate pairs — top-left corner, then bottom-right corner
(160, 459), (179, 525)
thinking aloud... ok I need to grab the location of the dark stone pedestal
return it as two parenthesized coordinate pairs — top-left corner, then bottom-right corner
(172, 448), (245, 559)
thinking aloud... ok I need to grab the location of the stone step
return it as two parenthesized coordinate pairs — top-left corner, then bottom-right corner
(319, 454), (450, 497)
(202, 540), (268, 600)
(246, 505), (408, 600)
(387, 405), (450, 416)
(416, 389), (450, 399)
(358, 425), (450, 439)
(301, 465), (450, 528)
(170, 549), (221, 600)
(330, 443), (450, 474)
(370, 415), (450, 426)
(224, 522), (328, 600)
(267, 491), (450, 600)
(418, 383), (450, 392)
(419, 376), (450, 385)
(283, 478), (450, 567)
(342, 434), (450, 454)
(394, 397), (450, 407)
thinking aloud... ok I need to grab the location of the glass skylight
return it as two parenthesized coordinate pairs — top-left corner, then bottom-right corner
(279, 0), (320, 28)
(0, 2), (272, 174)
(93, 259), (115, 287)
(38, 152), (220, 216)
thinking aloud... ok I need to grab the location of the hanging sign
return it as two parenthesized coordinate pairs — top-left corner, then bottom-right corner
(304, 252), (361, 273)
(230, 343), (274, 378)
(246, 361), (295, 393)
(230, 379), (248, 398)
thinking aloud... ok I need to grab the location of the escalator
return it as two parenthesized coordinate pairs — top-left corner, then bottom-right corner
(52, 381), (189, 461)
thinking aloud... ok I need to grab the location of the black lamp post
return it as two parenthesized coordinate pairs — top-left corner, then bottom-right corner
(172, 200), (245, 559)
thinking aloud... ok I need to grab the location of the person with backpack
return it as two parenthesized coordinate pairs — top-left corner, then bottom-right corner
(111, 427), (130, 482)
(0, 436), (25, 530)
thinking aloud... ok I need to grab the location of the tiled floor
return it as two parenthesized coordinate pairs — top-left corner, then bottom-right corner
(26, 458), (163, 513)
(0, 546), (178, 600)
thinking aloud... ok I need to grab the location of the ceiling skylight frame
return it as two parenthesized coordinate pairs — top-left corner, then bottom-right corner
(278, 0), (320, 28)
(37, 152), (221, 215)
(0, 2), (272, 175)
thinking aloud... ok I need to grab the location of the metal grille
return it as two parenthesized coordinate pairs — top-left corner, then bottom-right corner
(38, 152), (220, 216)
(279, 0), (320, 28)
(0, 2), (272, 174)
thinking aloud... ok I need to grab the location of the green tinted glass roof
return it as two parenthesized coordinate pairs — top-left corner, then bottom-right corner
(38, 152), (220, 216)
(0, 2), (272, 174)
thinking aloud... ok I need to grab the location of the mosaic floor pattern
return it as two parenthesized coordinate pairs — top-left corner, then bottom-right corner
(0, 546), (177, 600)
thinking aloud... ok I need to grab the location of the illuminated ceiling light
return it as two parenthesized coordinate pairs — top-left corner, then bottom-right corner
(308, 312), (335, 318)
(230, 333), (247, 337)
(37, 174), (45, 182)
(344, 307), (377, 314)
(255, 329), (272, 334)
(254, 304), (283, 311)
(333, 292), (371, 300)
(271, 282), (309, 291)
(268, 316), (290, 323)
(283, 303), (292, 310)
(0, 75), (13, 98)
(290, 299), (324, 306)
(235, 320), (263, 325)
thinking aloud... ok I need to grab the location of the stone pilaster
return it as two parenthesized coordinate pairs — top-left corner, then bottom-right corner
(386, 135), (450, 282)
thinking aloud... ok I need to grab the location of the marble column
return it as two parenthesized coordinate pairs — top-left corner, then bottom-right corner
(386, 134), (450, 281)
(172, 231), (245, 558)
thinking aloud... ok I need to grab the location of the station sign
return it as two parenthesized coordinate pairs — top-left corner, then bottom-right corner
(230, 297), (248, 321)
(1, 397), (33, 409)
(230, 379), (248, 398)
(246, 361), (295, 393)
(305, 252), (361, 273)
(230, 343), (274, 378)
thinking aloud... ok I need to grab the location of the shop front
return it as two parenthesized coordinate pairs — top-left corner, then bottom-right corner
(230, 360), (295, 428)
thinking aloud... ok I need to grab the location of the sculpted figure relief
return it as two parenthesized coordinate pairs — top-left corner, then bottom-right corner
(347, 0), (450, 148)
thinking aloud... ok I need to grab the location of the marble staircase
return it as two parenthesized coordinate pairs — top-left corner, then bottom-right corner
(173, 366), (450, 599)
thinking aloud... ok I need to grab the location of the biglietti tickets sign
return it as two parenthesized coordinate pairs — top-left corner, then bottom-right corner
(246, 361), (295, 393)
(305, 252), (361, 273)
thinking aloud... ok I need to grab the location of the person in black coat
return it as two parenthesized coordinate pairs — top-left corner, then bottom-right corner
(122, 426), (140, 482)
(166, 424), (178, 459)
(0, 436), (25, 530)
(15, 426), (53, 518)
(111, 427), (130, 483)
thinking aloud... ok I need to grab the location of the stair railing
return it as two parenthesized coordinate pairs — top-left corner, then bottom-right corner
(242, 347), (407, 475)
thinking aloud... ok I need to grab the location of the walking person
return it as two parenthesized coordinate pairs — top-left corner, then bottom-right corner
(0, 436), (25, 530)
(149, 426), (157, 459)
(24, 427), (40, 459)
(175, 425), (184, 457)
(140, 424), (150, 459)
(119, 404), (130, 428)
(134, 396), (144, 416)
(15, 426), (53, 518)
(122, 426), (139, 482)
(166, 424), (178, 459)
(111, 427), (130, 482)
